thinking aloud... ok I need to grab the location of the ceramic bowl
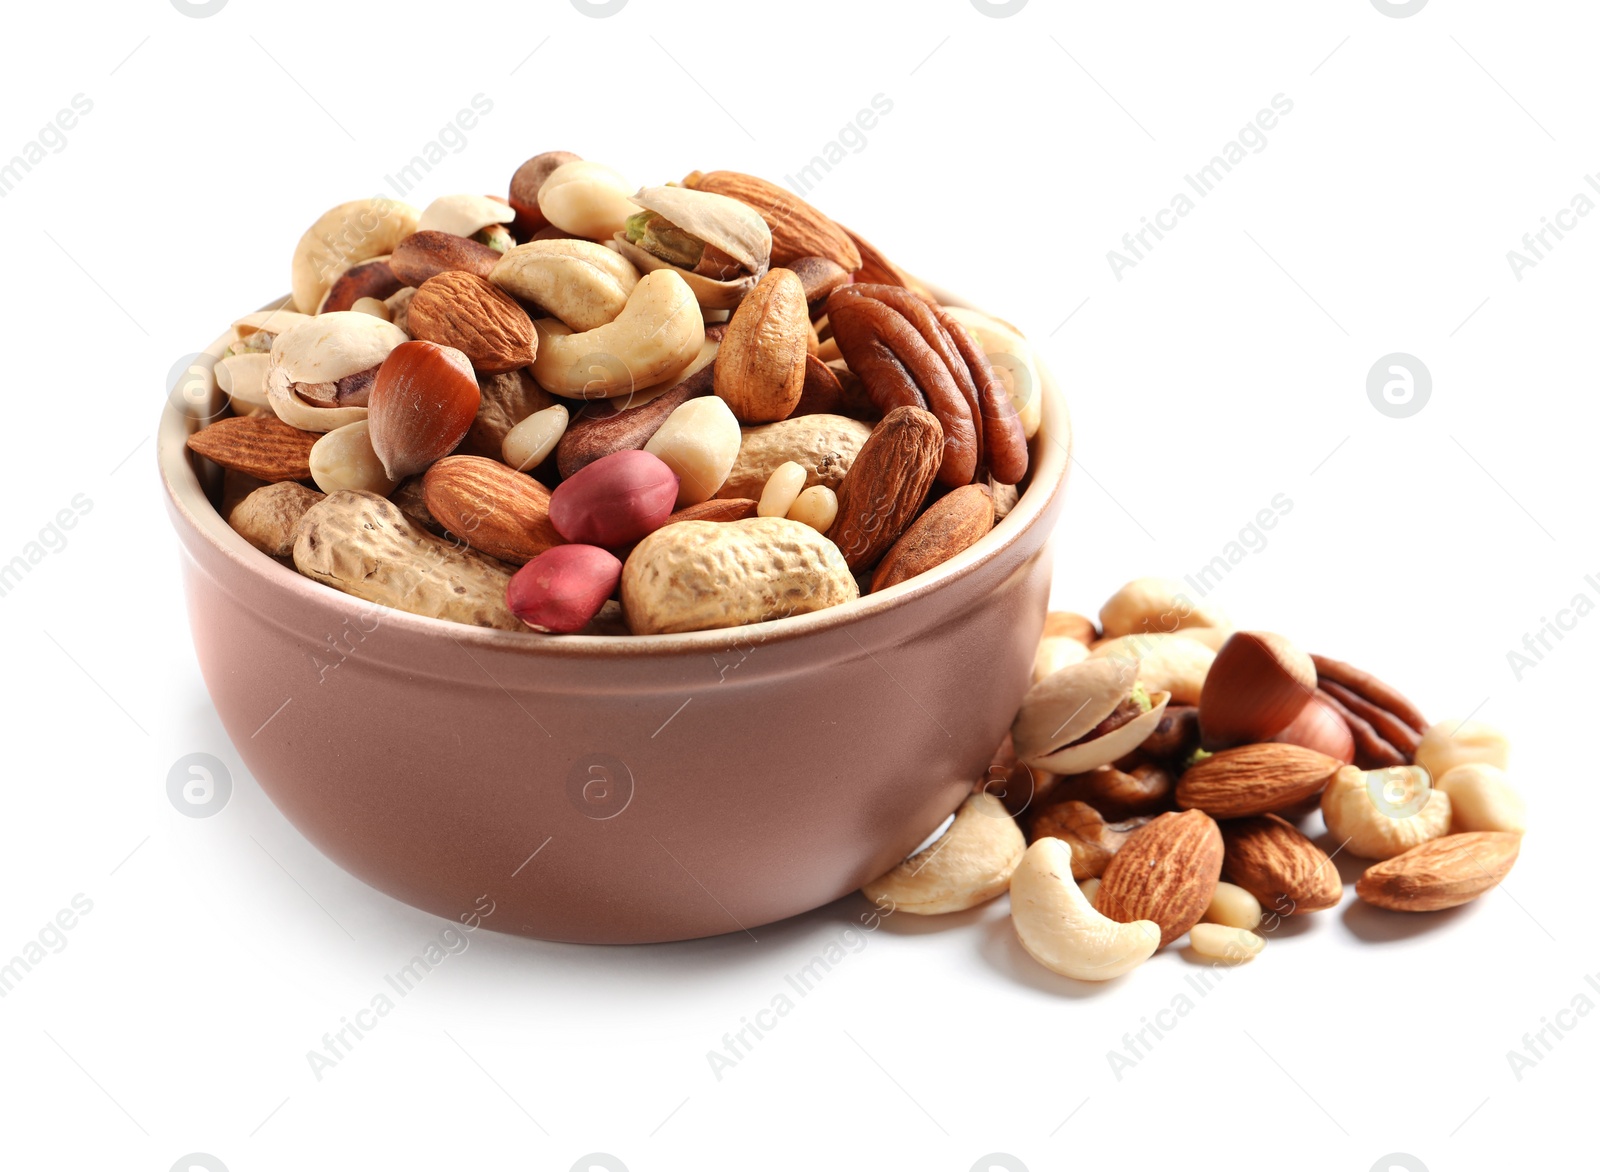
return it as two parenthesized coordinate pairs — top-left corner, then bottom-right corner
(160, 303), (1070, 943)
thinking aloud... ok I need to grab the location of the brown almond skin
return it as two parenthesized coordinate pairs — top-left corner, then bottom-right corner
(684, 170), (862, 271)
(666, 498), (759, 524)
(556, 364), (715, 479)
(391, 230), (503, 287)
(321, 259), (403, 313)
(870, 483), (994, 591)
(405, 271), (537, 374)
(715, 268), (809, 424)
(1221, 815), (1342, 916)
(1098, 810), (1224, 947)
(422, 456), (562, 565)
(840, 225), (922, 293)
(826, 406), (944, 571)
(187, 414), (318, 482)
(1175, 743), (1343, 819)
(1356, 832), (1521, 912)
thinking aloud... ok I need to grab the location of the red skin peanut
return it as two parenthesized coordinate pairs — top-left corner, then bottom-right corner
(507, 545), (622, 634)
(548, 449), (679, 547)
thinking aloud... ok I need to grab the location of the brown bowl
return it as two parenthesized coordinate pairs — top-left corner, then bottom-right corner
(160, 303), (1071, 944)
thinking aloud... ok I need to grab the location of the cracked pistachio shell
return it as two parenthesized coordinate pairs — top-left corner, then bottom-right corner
(418, 193), (515, 238)
(231, 308), (313, 344)
(613, 185), (772, 312)
(268, 312), (409, 385)
(632, 185), (772, 272)
(1012, 656), (1171, 773)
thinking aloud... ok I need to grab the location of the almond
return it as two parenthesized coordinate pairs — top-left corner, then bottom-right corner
(405, 271), (537, 374)
(1176, 743), (1343, 819)
(1220, 814), (1342, 915)
(1199, 631), (1317, 749)
(664, 497), (758, 524)
(1097, 809), (1224, 947)
(825, 405), (943, 571)
(840, 225), (931, 298)
(391, 230), (503, 287)
(186, 414), (319, 482)
(714, 267), (808, 423)
(1355, 832), (1521, 912)
(870, 483), (994, 591)
(683, 170), (862, 272)
(422, 455), (562, 565)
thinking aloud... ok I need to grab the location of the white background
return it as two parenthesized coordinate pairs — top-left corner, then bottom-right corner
(0, 1), (1589, 1169)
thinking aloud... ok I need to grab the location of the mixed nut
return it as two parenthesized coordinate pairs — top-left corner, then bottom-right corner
(186, 152), (1041, 636)
(862, 576), (1528, 981)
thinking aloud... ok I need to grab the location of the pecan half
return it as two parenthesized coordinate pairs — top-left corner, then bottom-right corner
(825, 284), (1028, 487)
(1310, 654), (1428, 769)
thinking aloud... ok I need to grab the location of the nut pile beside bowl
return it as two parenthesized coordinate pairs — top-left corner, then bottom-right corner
(859, 576), (1528, 981)
(161, 151), (1069, 943)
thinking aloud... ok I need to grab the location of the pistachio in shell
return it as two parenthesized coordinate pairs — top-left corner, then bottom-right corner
(613, 185), (772, 311)
(1012, 656), (1172, 774)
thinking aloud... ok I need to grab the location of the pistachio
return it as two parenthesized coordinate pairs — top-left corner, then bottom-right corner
(1012, 657), (1172, 774)
(417, 193), (516, 240)
(613, 185), (772, 311)
(265, 311), (409, 433)
(216, 352), (273, 411)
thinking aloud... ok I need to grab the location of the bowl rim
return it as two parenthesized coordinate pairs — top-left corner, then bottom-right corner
(160, 292), (1071, 659)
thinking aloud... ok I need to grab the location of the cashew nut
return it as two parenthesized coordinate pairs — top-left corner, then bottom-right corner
(1415, 719), (1510, 780)
(1320, 765), (1453, 860)
(290, 198), (419, 314)
(531, 269), (704, 399)
(491, 239), (641, 332)
(1009, 838), (1161, 981)
(1090, 631), (1215, 705)
(1437, 763), (1527, 835)
(860, 793), (1025, 915)
(537, 160), (640, 240)
(1098, 576), (1229, 640)
(216, 352), (272, 410)
(1032, 635), (1090, 684)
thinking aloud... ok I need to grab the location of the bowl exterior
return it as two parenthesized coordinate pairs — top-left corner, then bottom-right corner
(167, 488), (1060, 943)
(162, 300), (1069, 944)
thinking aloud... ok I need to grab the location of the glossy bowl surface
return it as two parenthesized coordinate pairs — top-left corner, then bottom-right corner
(161, 299), (1070, 943)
